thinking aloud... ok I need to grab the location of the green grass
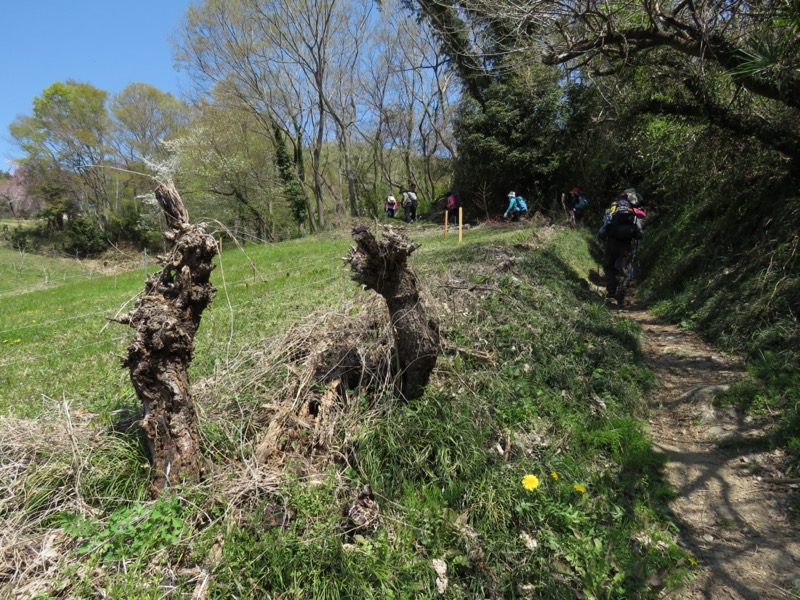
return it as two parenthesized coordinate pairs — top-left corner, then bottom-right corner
(0, 223), (691, 598)
(0, 246), (102, 296)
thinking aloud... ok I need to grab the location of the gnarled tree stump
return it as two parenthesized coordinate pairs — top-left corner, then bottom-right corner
(344, 225), (439, 400)
(114, 181), (217, 497)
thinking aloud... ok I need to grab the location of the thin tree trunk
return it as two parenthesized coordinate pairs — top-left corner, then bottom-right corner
(345, 225), (439, 400)
(113, 181), (217, 497)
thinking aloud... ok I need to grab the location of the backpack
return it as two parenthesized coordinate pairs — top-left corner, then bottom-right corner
(516, 196), (528, 211)
(608, 199), (639, 240)
(575, 193), (589, 211)
(402, 193), (412, 208)
(408, 191), (418, 207)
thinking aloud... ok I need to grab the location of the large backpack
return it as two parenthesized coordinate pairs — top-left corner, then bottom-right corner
(575, 193), (589, 211)
(608, 199), (639, 240)
(516, 196), (528, 211)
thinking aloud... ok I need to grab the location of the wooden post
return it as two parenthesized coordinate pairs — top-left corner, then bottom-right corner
(458, 207), (463, 243)
(444, 210), (449, 238)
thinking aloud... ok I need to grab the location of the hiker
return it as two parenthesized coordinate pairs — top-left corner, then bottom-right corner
(503, 191), (528, 222)
(402, 184), (418, 223)
(568, 187), (589, 225)
(597, 194), (643, 306)
(385, 194), (398, 218)
(446, 191), (463, 225)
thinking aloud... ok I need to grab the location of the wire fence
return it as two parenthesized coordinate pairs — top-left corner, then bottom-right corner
(0, 241), (352, 373)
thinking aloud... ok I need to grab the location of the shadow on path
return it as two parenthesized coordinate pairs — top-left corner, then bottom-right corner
(620, 306), (800, 600)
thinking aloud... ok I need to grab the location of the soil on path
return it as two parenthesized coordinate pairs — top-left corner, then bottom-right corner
(620, 306), (800, 599)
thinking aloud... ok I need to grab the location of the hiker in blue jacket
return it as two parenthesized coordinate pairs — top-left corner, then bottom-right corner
(503, 191), (528, 222)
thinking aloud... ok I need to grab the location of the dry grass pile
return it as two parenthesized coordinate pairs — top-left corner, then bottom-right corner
(196, 295), (406, 474)
(0, 405), (111, 597)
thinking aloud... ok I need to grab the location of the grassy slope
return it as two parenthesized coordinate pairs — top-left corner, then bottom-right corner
(0, 224), (691, 598)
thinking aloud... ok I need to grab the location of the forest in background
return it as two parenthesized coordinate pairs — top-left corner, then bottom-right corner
(6, 0), (797, 367)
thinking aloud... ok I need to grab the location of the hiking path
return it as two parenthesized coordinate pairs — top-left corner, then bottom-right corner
(620, 306), (800, 599)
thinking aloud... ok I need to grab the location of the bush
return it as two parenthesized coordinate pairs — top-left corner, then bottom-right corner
(65, 218), (107, 257)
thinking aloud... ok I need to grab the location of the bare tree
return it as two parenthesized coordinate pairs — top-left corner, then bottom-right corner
(113, 181), (217, 497)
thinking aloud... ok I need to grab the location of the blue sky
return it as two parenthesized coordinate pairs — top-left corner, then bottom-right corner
(0, 0), (194, 172)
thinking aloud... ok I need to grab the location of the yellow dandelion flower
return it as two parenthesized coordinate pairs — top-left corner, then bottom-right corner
(573, 483), (587, 493)
(522, 474), (540, 491)
(551, 471), (559, 480)
(688, 556), (697, 566)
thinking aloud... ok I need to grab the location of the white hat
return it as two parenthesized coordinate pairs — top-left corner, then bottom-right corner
(508, 191), (516, 197)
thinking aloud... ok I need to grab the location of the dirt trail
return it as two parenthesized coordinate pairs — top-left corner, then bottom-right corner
(620, 307), (800, 599)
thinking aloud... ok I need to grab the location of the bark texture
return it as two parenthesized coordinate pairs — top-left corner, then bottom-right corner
(115, 181), (217, 497)
(344, 225), (439, 400)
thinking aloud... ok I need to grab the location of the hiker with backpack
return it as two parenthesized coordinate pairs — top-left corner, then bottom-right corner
(446, 191), (463, 226)
(503, 191), (528, 222)
(568, 187), (589, 225)
(402, 184), (419, 223)
(597, 193), (644, 306)
(385, 194), (398, 218)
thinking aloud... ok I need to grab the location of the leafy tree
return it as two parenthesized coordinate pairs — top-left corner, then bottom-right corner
(452, 64), (564, 212)
(110, 82), (190, 167)
(10, 81), (113, 227)
(272, 119), (307, 234)
(168, 89), (287, 240)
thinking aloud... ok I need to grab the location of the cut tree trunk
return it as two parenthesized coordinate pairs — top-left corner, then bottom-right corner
(113, 181), (217, 497)
(344, 224), (439, 400)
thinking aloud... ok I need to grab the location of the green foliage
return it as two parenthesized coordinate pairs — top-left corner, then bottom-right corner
(715, 350), (800, 471)
(273, 120), (307, 230)
(64, 217), (107, 257)
(453, 68), (564, 213)
(63, 494), (186, 562)
(2, 226), (690, 597)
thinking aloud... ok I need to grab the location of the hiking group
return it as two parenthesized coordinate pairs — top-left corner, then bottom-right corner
(384, 184), (419, 223)
(382, 182), (645, 307)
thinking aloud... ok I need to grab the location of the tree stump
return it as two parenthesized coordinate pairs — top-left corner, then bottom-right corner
(114, 181), (217, 497)
(344, 225), (439, 400)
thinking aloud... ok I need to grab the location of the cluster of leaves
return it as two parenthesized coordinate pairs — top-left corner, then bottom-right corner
(63, 495), (187, 562)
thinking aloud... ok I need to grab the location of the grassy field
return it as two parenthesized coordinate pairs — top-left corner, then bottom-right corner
(0, 221), (691, 598)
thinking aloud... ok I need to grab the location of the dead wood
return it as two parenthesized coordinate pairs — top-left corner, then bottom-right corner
(113, 181), (217, 497)
(344, 225), (439, 400)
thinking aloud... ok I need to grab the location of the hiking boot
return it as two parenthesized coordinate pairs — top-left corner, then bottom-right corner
(615, 291), (625, 306)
